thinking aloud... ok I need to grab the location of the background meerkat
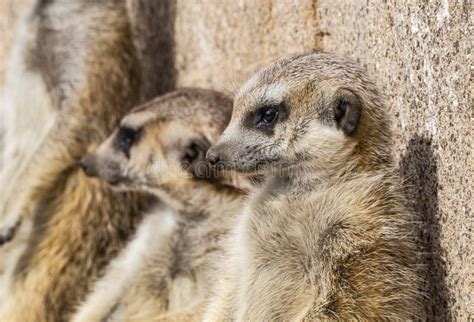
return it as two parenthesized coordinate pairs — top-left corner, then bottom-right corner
(0, 0), (58, 240)
(0, 0), (154, 320)
(73, 88), (246, 322)
(205, 52), (423, 321)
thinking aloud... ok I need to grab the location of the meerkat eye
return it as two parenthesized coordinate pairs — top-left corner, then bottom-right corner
(245, 102), (287, 134)
(115, 127), (141, 156)
(259, 107), (278, 125)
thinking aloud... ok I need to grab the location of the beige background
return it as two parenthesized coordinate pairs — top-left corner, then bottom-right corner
(0, 0), (471, 320)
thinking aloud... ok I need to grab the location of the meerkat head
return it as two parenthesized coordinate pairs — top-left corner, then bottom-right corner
(80, 89), (237, 207)
(207, 52), (392, 176)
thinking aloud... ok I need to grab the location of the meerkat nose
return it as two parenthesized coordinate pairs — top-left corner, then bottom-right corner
(79, 154), (98, 177)
(206, 150), (221, 166)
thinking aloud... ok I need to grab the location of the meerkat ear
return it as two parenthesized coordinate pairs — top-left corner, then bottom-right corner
(332, 89), (362, 136)
(182, 138), (212, 180)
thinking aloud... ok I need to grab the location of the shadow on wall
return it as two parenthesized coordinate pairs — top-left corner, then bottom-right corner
(128, 0), (177, 101)
(398, 134), (450, 321)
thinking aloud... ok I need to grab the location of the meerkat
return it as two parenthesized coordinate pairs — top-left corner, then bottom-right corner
(0, 0), (154, 321)
(0, 1), (57, 276)
(0, 0), (57, 236)
(72, 88), (246, 322)
(204, 52), (423, 321)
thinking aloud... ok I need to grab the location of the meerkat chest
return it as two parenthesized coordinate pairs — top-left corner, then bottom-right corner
(167, 218), (221, 310)
(243, 193), (331, 269)
(167, 274), (201, 312)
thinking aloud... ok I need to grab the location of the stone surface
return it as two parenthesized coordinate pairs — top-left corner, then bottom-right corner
(0, 0), (471, 320)
(174, 0), (321, 91)
(318, 1), (472, 320)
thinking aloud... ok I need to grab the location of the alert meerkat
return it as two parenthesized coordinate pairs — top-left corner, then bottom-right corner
(205, 52), (423, 321)
(0, 0), (153, 321)
(73, 88), (246, 322)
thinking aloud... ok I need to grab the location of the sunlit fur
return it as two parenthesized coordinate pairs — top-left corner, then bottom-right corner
(72, 89), (247, 322)
(205, 52), (422, 321)
(0, 1), (153, 321)
(0, 2), (57, 237)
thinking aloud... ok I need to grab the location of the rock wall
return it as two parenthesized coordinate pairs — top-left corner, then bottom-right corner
(317, 1), (472, 320)
(174, 0), (322, 90)
(0, 0), (471, 320)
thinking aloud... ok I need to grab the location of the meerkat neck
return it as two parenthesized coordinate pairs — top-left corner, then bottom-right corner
(276, 156), (391, 190)
(156, 180), (243, 216)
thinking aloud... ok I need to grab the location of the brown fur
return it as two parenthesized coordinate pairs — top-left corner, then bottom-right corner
(73, 89), (246, 321)
(205, 52), (423, 321)
(126, 0), (176, 101)
(0, 1), (154, 321)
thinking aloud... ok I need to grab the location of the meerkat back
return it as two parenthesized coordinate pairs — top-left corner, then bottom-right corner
(0, 1), (153, 321)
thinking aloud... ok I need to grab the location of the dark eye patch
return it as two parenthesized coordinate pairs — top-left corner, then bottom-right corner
(114, 127), (142, 157)
(243, 102), (289, 135)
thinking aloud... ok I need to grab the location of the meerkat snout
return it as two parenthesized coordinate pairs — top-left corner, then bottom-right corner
(205, 148), (221, 166)
(79, 147), (126, 186)
(79, 154), (99, 177)
(206, 141), (237, 171)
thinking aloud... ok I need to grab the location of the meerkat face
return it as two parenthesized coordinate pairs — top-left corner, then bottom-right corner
(80, 89), (234, 195)
(81, 120), (211, 193)
(206, 52), (385, 175)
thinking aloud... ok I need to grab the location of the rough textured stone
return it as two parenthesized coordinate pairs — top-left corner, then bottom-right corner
(174, 0), (321, 91)
(0, 0), (471, 320)
(318, 1), (472, 320)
